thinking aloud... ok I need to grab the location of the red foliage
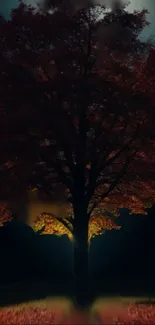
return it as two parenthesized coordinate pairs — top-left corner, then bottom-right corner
(96, 303), (155, 324)
(1, 302), (155, 324)
(0, 203), (12, 226)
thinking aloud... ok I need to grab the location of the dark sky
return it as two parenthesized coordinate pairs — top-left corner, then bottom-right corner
(0, 0), (155, 42)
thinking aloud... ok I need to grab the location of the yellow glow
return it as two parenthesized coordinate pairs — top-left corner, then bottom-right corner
(32, 212), (120, 244)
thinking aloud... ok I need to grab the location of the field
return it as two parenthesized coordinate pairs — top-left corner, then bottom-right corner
(0, 296), (155, 324)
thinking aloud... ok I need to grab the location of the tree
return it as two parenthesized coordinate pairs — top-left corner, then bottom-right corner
(0, 1), (155, 308)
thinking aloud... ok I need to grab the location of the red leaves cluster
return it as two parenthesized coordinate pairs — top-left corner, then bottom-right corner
(97, 303), (155, 324)
(1, 301), (155, 324)
(0, 203), (12, 226)
(0, 306), (56, 325)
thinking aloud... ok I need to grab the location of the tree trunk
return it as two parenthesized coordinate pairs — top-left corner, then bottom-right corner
(73, 212), (90, 310)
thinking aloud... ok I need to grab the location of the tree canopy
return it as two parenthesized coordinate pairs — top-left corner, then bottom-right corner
(0, 1), (155, 243)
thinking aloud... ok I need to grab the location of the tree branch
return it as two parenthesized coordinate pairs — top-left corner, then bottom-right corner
(88, 149), (138, 215)
(50, 159), (74, 195)
(85, 124), (135, 205)
(42, 212), (73, 233)
(36, 225), (46, 235)
(98, 126), (140, 174)
(85, 115), (120, 202)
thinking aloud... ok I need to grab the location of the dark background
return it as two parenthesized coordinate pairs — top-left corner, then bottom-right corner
(0, 205), (155, 305)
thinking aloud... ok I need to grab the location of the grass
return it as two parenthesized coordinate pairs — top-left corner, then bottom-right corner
(0, 297), (74, 324)
(0, 296), (155, 324)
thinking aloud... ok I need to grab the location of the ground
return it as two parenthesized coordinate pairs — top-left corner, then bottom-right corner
(0, 296), (155, 324)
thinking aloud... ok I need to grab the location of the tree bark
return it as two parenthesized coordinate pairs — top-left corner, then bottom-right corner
(73, 211), (90, 310)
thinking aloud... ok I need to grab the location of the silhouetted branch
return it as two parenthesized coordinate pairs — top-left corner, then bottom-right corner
(42, 212), (73, 233)
(88, 149), (138, 215)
